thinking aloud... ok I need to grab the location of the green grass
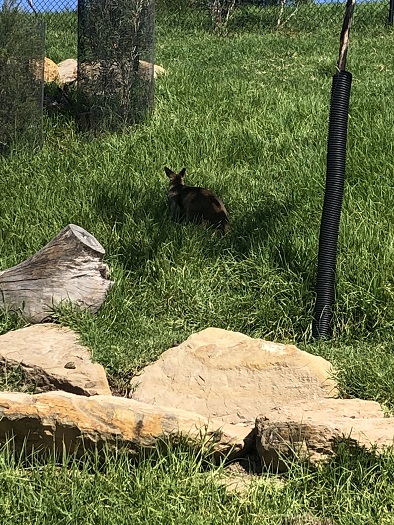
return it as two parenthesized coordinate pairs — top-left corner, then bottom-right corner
(43, 11), (78, 63)
(1, 441), (394, 525)
(1, 4), (394, 522)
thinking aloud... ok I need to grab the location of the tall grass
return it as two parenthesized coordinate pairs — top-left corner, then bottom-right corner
(1, 440), (394, 524)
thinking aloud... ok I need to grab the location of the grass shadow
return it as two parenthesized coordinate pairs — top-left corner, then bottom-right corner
(92, 177), (171, 272)
(43, 82), (78, 119)
(229, 195), (291, 255)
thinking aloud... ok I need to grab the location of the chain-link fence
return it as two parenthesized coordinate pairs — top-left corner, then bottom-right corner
(5, 0), (76, 12)
(0, 0), (155, 139)
(0, 0), (390, 149)
(0, 4), (44, 154)
(154, 0), (392, 32)
(78, 0), (155, 133)
(3, 0), (393, 30)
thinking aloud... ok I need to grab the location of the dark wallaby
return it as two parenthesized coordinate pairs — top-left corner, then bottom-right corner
(165, 167), (230, 233)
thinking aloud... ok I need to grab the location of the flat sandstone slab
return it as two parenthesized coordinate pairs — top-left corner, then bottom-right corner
(0, 391), (254, 459)
(130, 328), (338, 424)
(256, 398), (394, 470)
(0, 324), (111, 396)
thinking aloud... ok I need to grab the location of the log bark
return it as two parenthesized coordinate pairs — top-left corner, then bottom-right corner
(0, 224), (113, 322)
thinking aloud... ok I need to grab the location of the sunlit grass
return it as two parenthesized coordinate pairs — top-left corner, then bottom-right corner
(1, 439), (394, 524)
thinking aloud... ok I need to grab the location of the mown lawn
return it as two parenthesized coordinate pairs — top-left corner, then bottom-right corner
(1, 3), (394, 523)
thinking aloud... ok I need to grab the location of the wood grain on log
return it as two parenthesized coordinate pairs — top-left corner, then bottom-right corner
(0, 224), (113, 322)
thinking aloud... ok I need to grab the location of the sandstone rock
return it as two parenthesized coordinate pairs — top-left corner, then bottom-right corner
(30, 57), (59, 83)
(130, 328), (338, 424)
(57, 58), (165, 85)
(139, 60), (166, 79)
(0, 324), (111, 396)
(261, 398), (385, 421)
(44, 57), (60, 83)
(57, 58), (78, 84)
(153, 63), (166, 78)
(255, 398), (394, 471)
(0, 391), (254, 460)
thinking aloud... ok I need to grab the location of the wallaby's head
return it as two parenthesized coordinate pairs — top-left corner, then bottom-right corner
(164, 166), (186, 186)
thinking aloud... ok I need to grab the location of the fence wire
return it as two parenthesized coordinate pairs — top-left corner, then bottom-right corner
(0, 6), (44, 154)
(1, 0), (391, 31)
(0, 0), (390, 149)
(77, 0), (155, 133)
(155, 0), (391, 31)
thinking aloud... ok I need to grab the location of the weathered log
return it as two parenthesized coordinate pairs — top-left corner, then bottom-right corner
(0, 224), (113, 322)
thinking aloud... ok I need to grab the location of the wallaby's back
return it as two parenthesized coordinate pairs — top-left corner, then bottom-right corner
(165, 167), (229, 233)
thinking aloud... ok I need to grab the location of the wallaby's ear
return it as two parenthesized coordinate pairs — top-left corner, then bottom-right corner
(164, 166), (174, 177)
(179, 167), (186, 177)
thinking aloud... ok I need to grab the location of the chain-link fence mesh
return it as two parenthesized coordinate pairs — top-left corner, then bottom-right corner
(4, 0), (76, 12)
(77, 0), (155, 133)
(154, 0), (391, 32)
(2, 0), (392, 31)
(0, 3), (44, 154)
(0, 0), (390, 147)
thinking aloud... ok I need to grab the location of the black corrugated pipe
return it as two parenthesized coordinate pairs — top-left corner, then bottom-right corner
(389, 0), (394, 25)
(312, 70), (352, 339)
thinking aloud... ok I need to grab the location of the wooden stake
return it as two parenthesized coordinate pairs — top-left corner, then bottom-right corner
(27, 0), (38, 15)
(337, 0), (356, 72)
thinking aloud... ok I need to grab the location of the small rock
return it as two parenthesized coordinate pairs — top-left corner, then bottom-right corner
(139, 60), (166, 79)
(57, 58), (77, 84)
(56, 58), (166, 85)
(0, 324), (111, 396)
(130, 328), (338, 424)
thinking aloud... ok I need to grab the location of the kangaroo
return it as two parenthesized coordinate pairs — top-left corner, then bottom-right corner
(165, 167), (230, 233)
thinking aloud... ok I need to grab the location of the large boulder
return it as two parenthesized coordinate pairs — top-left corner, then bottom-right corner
(0, 391), (254, 460)
(130, 328), (338, 424)
(0, 324), (111, 396)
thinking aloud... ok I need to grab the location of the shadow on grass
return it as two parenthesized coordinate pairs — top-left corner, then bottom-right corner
(43, 82), (78, 119)
(229, 195), (315, 278)
(92, 175), (316, 298)
(92, 178), (170, 271)
(229, 195), (291, 254)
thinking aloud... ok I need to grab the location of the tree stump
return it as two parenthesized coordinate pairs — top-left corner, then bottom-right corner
(0, 224), (114, 322)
